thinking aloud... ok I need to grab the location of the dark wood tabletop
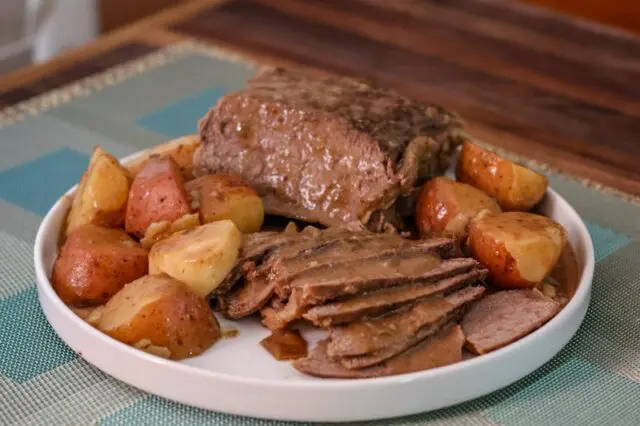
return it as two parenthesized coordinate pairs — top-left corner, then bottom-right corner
(1, 0), (639, 196)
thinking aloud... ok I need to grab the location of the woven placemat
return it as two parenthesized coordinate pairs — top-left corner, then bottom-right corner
(0, 42), (638, 426)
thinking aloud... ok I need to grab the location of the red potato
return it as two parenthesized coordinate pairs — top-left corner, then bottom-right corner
(415, 176), (501, 241)
(125, 157), (192, 237)
(94, 274), (221, 360)
(52, 225), (148, 306)
(467, 212), (568, 289)
(456, 141), (548, 211)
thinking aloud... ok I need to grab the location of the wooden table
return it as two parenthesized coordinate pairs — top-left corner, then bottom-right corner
(1, 0), (639, 196)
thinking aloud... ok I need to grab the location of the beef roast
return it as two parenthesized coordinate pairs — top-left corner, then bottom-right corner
(303, 268), (487, 327)
(293, 324), (464, 379)
(328, 286), (484, 368)
(461, 289), (560, 355)
(196, 68), (463, 230)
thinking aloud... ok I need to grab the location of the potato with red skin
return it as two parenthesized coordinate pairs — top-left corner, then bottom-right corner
(125, 157), (192, 237)
(52, 225), (148, 306)
(126, 134), (201, 180)
(456, 141), (548, 211)
(467, 212), (568, 289)
(416, 176), (501, 241)
(94, 274), (220, 360)
(186, 173), (264, 233)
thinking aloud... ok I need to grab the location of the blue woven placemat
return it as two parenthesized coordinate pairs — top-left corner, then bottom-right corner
(0, 42), (638, 426)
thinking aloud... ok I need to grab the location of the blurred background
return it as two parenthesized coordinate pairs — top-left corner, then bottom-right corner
(1, 0), (639, 75)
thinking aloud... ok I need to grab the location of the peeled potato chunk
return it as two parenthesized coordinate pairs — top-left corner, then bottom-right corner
(186, 174), (264, 233)
(65, 147), (131, 236)
(468, 212), (568, 288)
(126, 134), (201, 179)
(416, 176), (501, 241)
(95, 274), (220, 360)
(456, 141), (548, 211)
(149, 220), (242, 297)
(125, 157), (192, 238)
(52, 225), (148, 306)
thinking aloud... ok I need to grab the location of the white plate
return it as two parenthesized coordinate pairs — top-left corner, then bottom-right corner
(34, 151), (594, 422)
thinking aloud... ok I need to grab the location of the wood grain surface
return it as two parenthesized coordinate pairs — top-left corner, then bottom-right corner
(1, 0), (639, 197)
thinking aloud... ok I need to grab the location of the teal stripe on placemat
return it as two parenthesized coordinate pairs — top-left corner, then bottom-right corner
(0, 43), (638, 425)
(137, 87), (227, 138)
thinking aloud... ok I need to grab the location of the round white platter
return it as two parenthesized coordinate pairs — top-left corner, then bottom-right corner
(34, 150), (594, 422)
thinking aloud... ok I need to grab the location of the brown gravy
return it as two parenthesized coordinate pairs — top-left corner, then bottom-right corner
(542, 244), (580, 303)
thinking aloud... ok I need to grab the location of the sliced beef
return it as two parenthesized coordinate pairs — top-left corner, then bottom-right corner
(267, 236), (456, 289)
(462, 289), (560, 355)
(196, 68), (463, 230)
(293, 324), (464, 379)
(263, 257), (480, 331)
(303, 268), (486, 327)
(220, 276), (274, 319)
(283, 256), (480, 306)
(328, 286), (484, 368)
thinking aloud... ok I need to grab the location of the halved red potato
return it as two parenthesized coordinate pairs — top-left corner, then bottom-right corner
(125, 157), (192, 237)
(94, 274), (220, 360)
(126, 134), (201, 179)
(467, 212), (568, 288)
(149, 220), (242, 297)
(456, 141), (548, 211)
(65, 147), (131, 237)
(186, 173), (264, 233)
(415, 176), (501, 241)
(52, 225), (148, 306)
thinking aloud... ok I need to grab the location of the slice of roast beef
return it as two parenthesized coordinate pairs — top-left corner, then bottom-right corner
(220, 276), (274, 319)
(303, 268), (486, 327)
(329, 286), (484, 369)
(263, 257), (480, 331)
(195, 67), (463, 231)
(283, 256), (480, 305)
(293, 324), (464, 379)
(266, 236), (456, 287)
(461, 289), (560, 355)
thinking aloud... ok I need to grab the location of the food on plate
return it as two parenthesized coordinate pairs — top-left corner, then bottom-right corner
(52, 225), (148, 306)
(260, 330), (308, 361)
(126, 134), (201, 179)
(186, 173), (264, 233)
(325, 286), (483, 369)
(93, 274), (220, 360)
(294, 325), (464, 378)
(48, 67), (578, 376)
(456, 141), (548, 211)
(467, 212), (568, 288)
(415, 176), (501, 241)
(217, 226), (465, 323)
(65, 147), (131, 237)
(125, 157), (193, 237)
(195, 68), (463, 231)
(461, 289), (560, 354)
(139, 212), (200, 249)
(149, 220), (242, 297)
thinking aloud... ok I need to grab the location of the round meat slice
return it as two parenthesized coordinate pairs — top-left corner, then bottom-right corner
(461, 289), (560, 355)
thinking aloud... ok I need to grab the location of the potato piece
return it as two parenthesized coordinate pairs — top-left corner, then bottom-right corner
(52, 225), (148, 306)
(186, 174), (264, 233)
(65, 147), (131, 236)
(416, 176), (501, 241)
(126, 134), (201, 179)
(456, 141), (548, 211)
(125, 157), (192, 237)
(139, 213), (201, 249)
(149, 220), (242, 297)
(468, 212), (568, 288)
(96, 274), (220, 360)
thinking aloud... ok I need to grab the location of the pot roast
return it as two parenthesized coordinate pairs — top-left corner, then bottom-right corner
(195, 68), (464, 231)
